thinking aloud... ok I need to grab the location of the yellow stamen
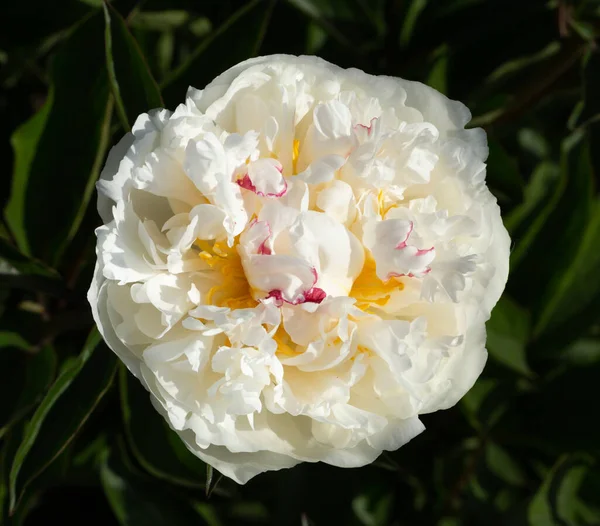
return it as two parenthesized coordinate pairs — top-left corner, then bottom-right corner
(197, 239), (257, 309)
(292, 139), (300, 175)
(273, 325), (301, 356)
(350, 255), (404, 313)
(377, 189), (398, 217)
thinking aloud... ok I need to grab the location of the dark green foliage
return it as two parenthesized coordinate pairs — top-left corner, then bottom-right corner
(1, 0), (599, 524)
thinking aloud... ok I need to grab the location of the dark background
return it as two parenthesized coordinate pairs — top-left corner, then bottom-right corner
(1, 0), (599, 524)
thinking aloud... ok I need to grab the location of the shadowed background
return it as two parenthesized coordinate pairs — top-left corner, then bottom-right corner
(1, 0), (599, 525)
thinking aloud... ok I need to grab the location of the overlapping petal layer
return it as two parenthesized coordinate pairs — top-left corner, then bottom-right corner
(89, 55), (510, 484)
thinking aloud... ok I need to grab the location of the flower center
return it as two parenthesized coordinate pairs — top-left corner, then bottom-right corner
(273, 325), (301, 356)
(197, 240), (257, 310)
(292, 139), (300, 175)
(350, 255), (404, 312)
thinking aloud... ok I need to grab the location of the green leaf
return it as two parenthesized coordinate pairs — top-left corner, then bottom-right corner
(486, 296), (532, 376)
(4, 12), (113, 265)
(129, 10), (190, 31)
(505, 162), (561, 265)
(352, 491), (393, 526)
(0, 332), (31, 351)
(0, 346), (56, 439)
(485, 138), (523, 204)
(156, 31), (175, 78)
(399, 0), (428, 47)
(510, 130), (594, 321)
(461, 378), (510, 431)
(426, 45), (449, 95)
(161, 0), (275, 106)
(484, 42), (561, 87)
(485, 442), (526, 487)
(528, 455), (594, 526)
(559, 338), (600, 366)
(188, 17), (212, 38)
(535, 197), (600, 336)
(119, 365), (206, 489)
(103, 2), (163, 131)
(517, 128), (550, 159)
(533, 134), (599, 338)
(101, 442), (208, 526)
(0, 239), (59, 278)
(285, 0), (354, 48)
(3, 95), (53, 256)
(205, 465), (223, 499)
(9, 329), (117, 512)
(575, 48), (600, 128)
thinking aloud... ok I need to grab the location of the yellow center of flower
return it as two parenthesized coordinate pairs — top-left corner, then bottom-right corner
(273, 325), (301, 356)
(377, 189), (398, 217)
(292, 139), (300, 175)
(350, 255), (404, 312)
(197, 240), (257, 310)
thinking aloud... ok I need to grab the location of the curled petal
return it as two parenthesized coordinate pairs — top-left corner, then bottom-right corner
(238, 158), (287, 198)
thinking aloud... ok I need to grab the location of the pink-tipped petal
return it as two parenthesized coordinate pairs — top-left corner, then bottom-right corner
(237, 158), (287, 198)
(241, 219), (273, 255)
(264, 267), (326, 306)
(303, 287), (327, 303)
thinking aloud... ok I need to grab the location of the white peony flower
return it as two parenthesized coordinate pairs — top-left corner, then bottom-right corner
(89, 55), (510, 484)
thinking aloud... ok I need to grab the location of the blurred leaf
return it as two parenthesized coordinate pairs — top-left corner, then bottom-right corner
(506, 162), (561, 262)
(4, 12), (112, 264)
(0, 1), (94, 57)
(559, 338), (600, 365)
(471, 37), (585, 128)
(534, 135), (599, 338)
(4, 96), (53, 256)
(485, 442), (526, 487)
(205, 466), (223, 499)
(575, 48), (600, 128)
(528, 455), (594, 526)
(306, 22), (328, 54)
(103, 2), (163, 131)
(101, 442), (208, 526)
(162, 0), (275, 106)
(0, 332), (30, 350)
(71, 434), (109, 476)
(518, 128), (550, 159)
(9, 329), (117, 512)
(129, 11), (189, 31)
(535, 196), (600, 336)
(486, 296), (532, 376)
(228, 501), (269, 523)
(119, 365), (206, 489)
(0, 274), (76, 300)
(427, 45), (449, 94)
(0, 346), (56, 438)
(286, 0), (358, 19)
(486, 138), (523, 204)
(399, 0), (428, 47)
(499, 362), (600, 453)
(510, 130), (594, 321)
(461, 378), (510, 431)
(0, 239), (59, 278)
(156, 31), (174, 78)
(194, 502), (224, 526)
(188, 17), (212, 38)
(0, 425), (41, 526)
(352, 491), (393, 526)
(569, 19), (595, 43)
(485, 42), (561, 86)
(285, 0), (353, 48)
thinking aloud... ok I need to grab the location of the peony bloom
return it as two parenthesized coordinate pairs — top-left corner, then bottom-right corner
(89, 55), (510, 484)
